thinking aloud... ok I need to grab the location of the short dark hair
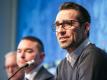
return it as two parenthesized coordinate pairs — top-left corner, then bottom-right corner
(22, 36), (44, 52)
(59, 2), (91, 23)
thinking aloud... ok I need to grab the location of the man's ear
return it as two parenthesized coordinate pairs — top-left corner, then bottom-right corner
(40, 52), (45, 59)
(84, 22), (90, 37)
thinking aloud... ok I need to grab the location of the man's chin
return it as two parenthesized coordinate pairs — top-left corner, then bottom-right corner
(60, 44), (68, 49)
(60, 42), (74, 49)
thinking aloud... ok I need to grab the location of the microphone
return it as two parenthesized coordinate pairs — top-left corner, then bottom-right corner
(21, 59), (35, 68)
(8, 60), (35, 80)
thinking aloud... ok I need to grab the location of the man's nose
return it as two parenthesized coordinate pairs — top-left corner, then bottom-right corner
(57, 25), (66, 35)
(20, 51), (25, 59)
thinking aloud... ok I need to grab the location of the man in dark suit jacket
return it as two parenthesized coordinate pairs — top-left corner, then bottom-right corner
(53, 2), (107, 80)
(33, 66), (54, 80)
(16, 36), (54, 80)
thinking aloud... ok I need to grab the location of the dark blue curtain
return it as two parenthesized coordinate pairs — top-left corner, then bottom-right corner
(16, 0), (107, 68)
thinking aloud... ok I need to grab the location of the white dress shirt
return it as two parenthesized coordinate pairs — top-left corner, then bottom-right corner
(25, 64), (42, 80)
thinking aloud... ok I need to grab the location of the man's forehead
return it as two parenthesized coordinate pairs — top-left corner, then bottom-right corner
(56, 9), (79, 22)
(17, 40), (40, 51)
(5, 57), (16, 65)
(6, 54), (16, 60)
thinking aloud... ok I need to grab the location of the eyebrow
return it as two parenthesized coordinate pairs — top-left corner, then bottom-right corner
(17, 48), (34, 51)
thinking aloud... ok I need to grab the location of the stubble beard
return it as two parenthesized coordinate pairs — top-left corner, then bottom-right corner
(59, 37), (83, 53)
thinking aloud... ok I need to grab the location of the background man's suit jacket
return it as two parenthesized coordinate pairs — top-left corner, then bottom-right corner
(33, 66), (54, 80)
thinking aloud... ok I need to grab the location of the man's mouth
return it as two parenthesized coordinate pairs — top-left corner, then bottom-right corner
(59, 36), (69, 42)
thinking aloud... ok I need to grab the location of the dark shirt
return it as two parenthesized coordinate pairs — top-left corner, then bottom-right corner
(56, 43), (107, 80)
(66, 39), (90, 67)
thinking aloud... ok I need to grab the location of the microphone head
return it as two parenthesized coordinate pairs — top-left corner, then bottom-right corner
(27, 59), (35, 66)
(21, 60), (35, 68)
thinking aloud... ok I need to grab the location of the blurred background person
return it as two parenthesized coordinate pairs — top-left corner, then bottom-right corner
(4, 51), (24, 80)
(16, 36), (54, 80)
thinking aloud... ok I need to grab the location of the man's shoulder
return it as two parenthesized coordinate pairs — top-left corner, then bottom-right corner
(84, 43), (107, 56)
(81, 43), (107, 62)
(38, 66), (54, 76)
(35, 66), (54, 80)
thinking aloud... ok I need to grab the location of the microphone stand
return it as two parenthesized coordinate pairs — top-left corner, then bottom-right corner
(8, 64), (28, 80)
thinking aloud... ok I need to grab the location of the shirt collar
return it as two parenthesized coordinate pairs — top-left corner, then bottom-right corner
(66, 38), (90, 67)
(25, 64), (42, 80)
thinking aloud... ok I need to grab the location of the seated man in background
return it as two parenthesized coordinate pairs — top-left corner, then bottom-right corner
(4, 51), (24, 80)
(16, 36), (54, 80)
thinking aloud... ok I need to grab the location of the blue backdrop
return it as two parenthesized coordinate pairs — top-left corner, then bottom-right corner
(16, 0), (107, 68)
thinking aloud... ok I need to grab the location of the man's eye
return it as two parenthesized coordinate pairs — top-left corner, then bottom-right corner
(64, 22), (72, 26)
(26, 50), (33, 53)
(55, 22), (60, 26)
(5, 66), (9, 69)
(63, 21), (72, 25)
